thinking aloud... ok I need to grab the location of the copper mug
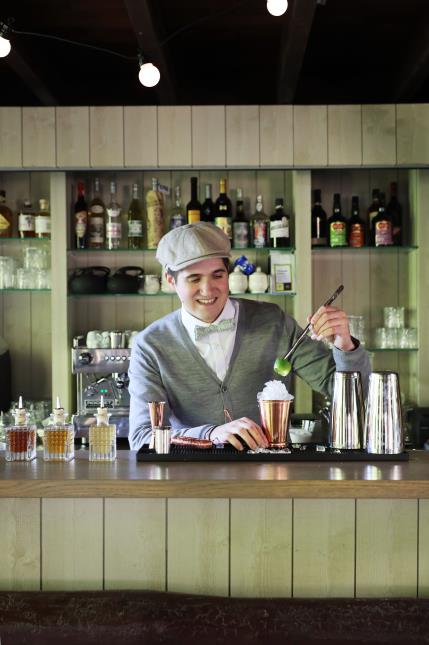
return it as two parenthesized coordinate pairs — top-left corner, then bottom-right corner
(258, 399), (292, 448)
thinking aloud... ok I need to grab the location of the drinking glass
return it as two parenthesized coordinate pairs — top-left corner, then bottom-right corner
(383, 306), (405, 329)
(348, 315), (366, 346)
(374, 328), (388, 349)
(399, 328), (418, 349)
(23, 247), (49, 270)
(0, 256), (15, 289)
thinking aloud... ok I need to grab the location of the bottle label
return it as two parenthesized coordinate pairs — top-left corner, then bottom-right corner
(35, 216), (51, 235)
(375, 220), (393, 246)
(253, 220), (268, 247)
(106, 207), (121, 219)
(19, 213), (35, 232)
(233, 222), (249, 249)
(170, 214), (187, 230)
(147, 206), (164, 249)
(0, 214), (10, 231)
(270, 218), (289, 239)
(89, 216), (104, 244)
(106, 221), (122, 239)
(187, 210), (200, 224)
(91, 205), (104, 215)
(128, 220), (143, 236)
(329, 221), (347, 247)
(214, 217), (232, 239)
(75, 210), (87, 238)
(349, 223), (364, 247)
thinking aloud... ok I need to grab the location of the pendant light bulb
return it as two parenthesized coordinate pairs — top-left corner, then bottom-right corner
(138, 62), (160, 88)
(267, 0), (288, 17)
(0, 35), (11, 57)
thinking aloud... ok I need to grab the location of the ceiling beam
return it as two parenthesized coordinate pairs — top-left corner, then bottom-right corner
(123, 0), (176, 104)
(6, 49), (58, 105)
(392, 20), (429, 100)
(277, 0), (317, 104)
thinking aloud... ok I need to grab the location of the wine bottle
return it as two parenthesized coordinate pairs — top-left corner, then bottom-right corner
(88, 178), (106, 249)
(232, 187), (249, 249)
(35, 199), (51, 239)
(18, 200), (35, 239)
(201, 184), (215, 223)
(74, 181), (88, 249)
(386, 182), (403, 246)
(251, 195), (269, 248)
(367, 188), (380, 230)
(372, 192), (393, 247)
(269, 197), (290, 248)
(0, 190), (13, 238)
(311, 189), (327, 246)
(127, 183), (144, 249)
(146, 177), (164, 249)
(106, 181), (122, 250)
(170, 186), (187, 230)
(186, 177), (201, 224)
(348, 195), (365, 248)
(214, 178), (232, 241)
(328, 193), (348, 247)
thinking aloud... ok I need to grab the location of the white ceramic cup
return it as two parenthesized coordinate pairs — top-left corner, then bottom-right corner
(86, 330), (102, 348)
(144, 275), (161, 294)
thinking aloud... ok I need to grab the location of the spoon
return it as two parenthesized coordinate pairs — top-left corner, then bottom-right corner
(274, 284), (344, 377)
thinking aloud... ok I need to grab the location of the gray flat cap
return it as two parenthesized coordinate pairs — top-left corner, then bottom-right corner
(156, 222), (231, 271)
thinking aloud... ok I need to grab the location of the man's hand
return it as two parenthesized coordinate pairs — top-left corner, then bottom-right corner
(308, 305), (355, 352)
(210, 417), (269, 451)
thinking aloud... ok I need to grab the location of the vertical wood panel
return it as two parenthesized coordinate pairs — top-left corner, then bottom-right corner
(294, 499), (355, 597)
(356, 499), (418, 597)
(124, 106), (158, 168)
(22, 107), (56, 168)
(56, 107), (90, 168)
(105, 499), (166, 590)
(158, 106), (192, 167)
(260, 105), (293, 167)
(0, 107), (22, 168)
(0, 499), (40, 590)
(230, 499), (292, 597)
(293, 106), (327, 167)
(226, 106), (260, 167)
(362, 105), (396, 166)
(90, 106), (124, 168)
(328, 105), (362, 166)
(192, 106), (226, 167)
(31, 292), (51, 399)
(42, 498), (103, 590)
(168, 499), (229, 595)
(397, 104), (429, 166)
(418, 499), (429, 597)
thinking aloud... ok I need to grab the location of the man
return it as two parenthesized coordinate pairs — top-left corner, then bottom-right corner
(128, 223), (370, 451)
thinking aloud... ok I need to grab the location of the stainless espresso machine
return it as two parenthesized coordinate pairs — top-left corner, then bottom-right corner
(71, 340), (131, 439)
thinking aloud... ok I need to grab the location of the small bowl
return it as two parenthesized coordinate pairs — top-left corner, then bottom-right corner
(288, 427), (313, 444)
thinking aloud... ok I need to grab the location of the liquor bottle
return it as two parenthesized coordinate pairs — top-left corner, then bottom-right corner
(88, 396), (116, 462)
(372, 192), (393, 247)
(328, 193), (348, 247)
(311, 189), (327, 246)
(74, 181), (88, 249)
(43, 397), (74, 462)
(127, 183), (144, 248)
(232, 187), (249, 249)
(348, 196), (365, 248)
(386, 181), (403, 246)
(0, 190), (13, 238)
(186, 177), (201, 224)
(367, 188), (380, 229)
(214, 178), (232, 241)
(146, 177), (164, 249)
(106, 181), (122, 250)
(169, 186), (187, 230)
(35, 199), (51, 239)
(251, 195), (269, 248)
(18, 200), (35, 239)
(269, 197), (290, 248)
(88, 178), (106, 249)
(5, 396), (36, 462)
(201, 184), (215, 223)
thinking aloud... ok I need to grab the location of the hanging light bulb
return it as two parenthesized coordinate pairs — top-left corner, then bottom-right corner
(267, 0), (288, 17)
(138, 62), (160, 88)
(0, 20), (11, 57)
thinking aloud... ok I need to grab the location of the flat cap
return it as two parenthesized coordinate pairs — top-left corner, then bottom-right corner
(156, 222), (231, 271)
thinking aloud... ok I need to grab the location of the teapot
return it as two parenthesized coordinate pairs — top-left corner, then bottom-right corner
(68, 266), (110, 294)
(106, 266), (144, 294)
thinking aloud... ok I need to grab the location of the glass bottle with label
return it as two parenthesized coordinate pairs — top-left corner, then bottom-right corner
(146, 177), (164, 249)
(269, 197), (290, 248)
(169, 186), (187, 230)
(186, 177), (201, 224)
(367, 188), (380, 230)
(5, 396), (36, 462)
(386, 181), (403, 246)
(311, 189), (327, 246)
(127, 183), (144, 248)
(88, 178), (106, 249)
(252, 195), (269, 248)
(372, 192), (393, 247)
(328, 193), (348, 247)
(74, 181), (88, 249)
(0, 190), (13, 238)
(348, 195), (365, 247)
(214, 178), (232, 241)
(18, 200), (35, 239)
(232, 187), (249, 248)
(201, 184), (215, 223)
(89, 396), (116, 462)
(106, 181), (122, 250)
(43, 397), (74, 462)
(35, 199), (51, 239)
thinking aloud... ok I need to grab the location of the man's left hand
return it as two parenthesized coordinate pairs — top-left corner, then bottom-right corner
(308, 305), (355, 351)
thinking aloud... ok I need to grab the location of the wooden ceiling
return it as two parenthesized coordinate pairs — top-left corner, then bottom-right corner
(1, 0), (429, 106)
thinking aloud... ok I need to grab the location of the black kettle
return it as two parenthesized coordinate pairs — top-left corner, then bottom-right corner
(107, 266), (144, 294)
(68, 266), (110, 294)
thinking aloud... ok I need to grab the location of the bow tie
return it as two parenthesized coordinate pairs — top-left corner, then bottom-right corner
(194, 318), (235, 341)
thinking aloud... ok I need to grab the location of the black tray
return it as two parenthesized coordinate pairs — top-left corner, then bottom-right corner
(136, 444), (409, 462)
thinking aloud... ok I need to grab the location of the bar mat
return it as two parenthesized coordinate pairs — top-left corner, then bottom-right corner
(136, 445), (409, 462)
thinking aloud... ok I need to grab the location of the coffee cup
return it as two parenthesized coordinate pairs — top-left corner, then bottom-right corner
(144, 275), (161, 294)
(86, 330), (102, 348)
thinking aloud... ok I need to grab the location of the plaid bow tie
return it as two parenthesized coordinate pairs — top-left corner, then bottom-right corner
(194, 318), (235, 341)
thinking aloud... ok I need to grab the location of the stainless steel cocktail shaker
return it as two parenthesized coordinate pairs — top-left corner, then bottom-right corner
(364, 371), (404, 454)
(329, 371), (364, 449)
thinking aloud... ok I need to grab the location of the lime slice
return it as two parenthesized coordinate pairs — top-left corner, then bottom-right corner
(274, 357), (292, 376)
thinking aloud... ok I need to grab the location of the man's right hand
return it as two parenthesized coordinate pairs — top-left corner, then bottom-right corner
(209, 417), (269, 451)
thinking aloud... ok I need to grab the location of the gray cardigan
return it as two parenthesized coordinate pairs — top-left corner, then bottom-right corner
(128, 298), (371, 450)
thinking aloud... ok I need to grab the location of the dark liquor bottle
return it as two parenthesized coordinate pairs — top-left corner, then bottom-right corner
(74, 181), (88, 249)
(269, 197), (290, 248)
(214, 178), (232, 241)
(201, 184), (215, 223)
(348, 195), (365, 248)
(169, 186), (187, 230)
(0, 190), (13, 238)
(186, 177), (201, 224)
(251, 195), (269, 248)
(328, 193), (348, 247)
(18, 200), (35, 239)
(88, 178), (106, 249)
(386, 181), (403, 246)
(127, 183), (144, 249)
(232, 187), (249, 249)
(311, 189), (327, 246)
(367, 188), (380, 230)
(372, 192), (393, 247)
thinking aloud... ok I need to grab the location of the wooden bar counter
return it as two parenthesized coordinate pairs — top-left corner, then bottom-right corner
(1, 449), (429, 598)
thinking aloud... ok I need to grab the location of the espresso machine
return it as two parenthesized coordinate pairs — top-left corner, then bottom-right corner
(71, 333), (131, 439)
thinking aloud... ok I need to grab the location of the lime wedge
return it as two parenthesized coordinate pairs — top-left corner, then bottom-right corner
(274, 357), (292, 376)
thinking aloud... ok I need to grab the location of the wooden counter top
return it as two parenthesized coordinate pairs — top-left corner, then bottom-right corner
(1, 449), (429, 498)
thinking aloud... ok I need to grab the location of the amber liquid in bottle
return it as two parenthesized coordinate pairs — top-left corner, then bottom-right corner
(0, 190), (13, 238)
(5, 398), (36, 462)
(89, 403), (116, 462)
(43, 401), (74, 462)
(35, 198), (51, 239)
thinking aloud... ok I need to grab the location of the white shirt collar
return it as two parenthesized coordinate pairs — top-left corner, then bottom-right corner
(181, 298), (236, 339)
